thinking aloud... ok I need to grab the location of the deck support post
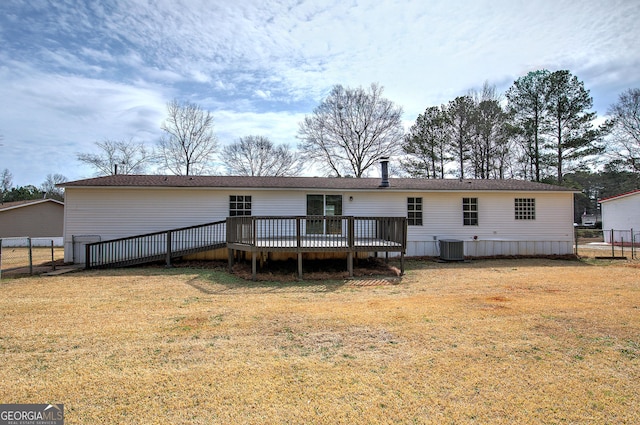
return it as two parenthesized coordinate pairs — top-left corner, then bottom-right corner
(400, 252), (405, 275)
(228, 248), (234, 272)
(347, 251), (353, 277)
(251, 251), (257, 281)
(297, 252), (303, 279)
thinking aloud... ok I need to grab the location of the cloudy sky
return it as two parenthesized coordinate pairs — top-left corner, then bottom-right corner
(1, 0), (638, 186)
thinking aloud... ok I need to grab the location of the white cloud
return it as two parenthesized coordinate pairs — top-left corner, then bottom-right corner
(254, 90), (271, 100)
(0, 63), (168, 185)
(1, 0), (639, 185)
(214, 110), (305, 147)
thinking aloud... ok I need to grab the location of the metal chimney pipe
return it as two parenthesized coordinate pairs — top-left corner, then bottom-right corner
(379, 157), (390, 188)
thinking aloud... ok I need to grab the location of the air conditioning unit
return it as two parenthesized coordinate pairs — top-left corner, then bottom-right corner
(439, 239), (464, 261)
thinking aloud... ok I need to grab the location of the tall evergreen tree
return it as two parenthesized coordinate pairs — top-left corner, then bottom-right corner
(543, 70), (604, 184)
(471, 98), (510, 178)
(505, 70), (551, 182)
(468, 82), (511, 178)
(401, 106), (449, 178)
(445, 96), (475, 179)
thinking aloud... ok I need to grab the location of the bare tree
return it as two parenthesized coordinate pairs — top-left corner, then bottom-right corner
(607, 88), (640, 172)
(41, 173), (67, 201)
(77, 139), (155, 176)
(1, 168), (12, 202)
(158, 99), (218, 175)
(298, 83), (404, 177)
(222, 136), (304, 176)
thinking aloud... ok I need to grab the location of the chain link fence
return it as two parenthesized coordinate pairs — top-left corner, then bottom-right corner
(575, 228), (639, 259)
(0, 237), (65, 278)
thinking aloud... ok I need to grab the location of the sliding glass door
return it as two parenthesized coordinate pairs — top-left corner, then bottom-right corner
(306, 195), (343, 235)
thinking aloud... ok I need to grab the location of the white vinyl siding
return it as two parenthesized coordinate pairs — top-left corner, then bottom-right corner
(600, 192), (640, 243)
(63, 187), (575, 262)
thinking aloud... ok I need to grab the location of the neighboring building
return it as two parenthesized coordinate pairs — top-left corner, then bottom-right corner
(60, 171), (576, 264)
(599, 189), (640, 244)
(0, 199), (65, 239)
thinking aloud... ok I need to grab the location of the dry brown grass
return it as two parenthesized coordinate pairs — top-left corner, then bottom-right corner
(0, 246), (64, 274)
(1, 258), (639, 424)
(577, 245), (638, 260)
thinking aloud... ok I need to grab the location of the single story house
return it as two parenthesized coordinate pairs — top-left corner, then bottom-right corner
(60, 169), (576, 266)
(0, 199), (64, 244)
(599, 189), (640, 245)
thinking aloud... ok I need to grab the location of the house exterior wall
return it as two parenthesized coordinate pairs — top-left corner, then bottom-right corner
(63, 187), (575, 263)
(344, 190), (574, 256)
(600, 193), (640, 244)
(0, 202), (64, 238)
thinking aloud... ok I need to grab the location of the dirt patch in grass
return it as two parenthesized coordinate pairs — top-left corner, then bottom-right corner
(174, 257), (402, 282)
(1, 257), (639, 424)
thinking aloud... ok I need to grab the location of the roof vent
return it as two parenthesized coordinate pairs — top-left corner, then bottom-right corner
(379, 157), (390, 188)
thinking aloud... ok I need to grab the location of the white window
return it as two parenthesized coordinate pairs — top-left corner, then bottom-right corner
(463, 197), (478, 226)
(407, 197), (423, 226)
(229, 195), (251, 216)
(515, 198), (535, 220)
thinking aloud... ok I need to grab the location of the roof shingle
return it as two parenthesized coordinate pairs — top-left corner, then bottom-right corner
(59, 175), (574, 192)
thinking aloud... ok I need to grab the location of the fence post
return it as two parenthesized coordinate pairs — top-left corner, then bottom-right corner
(51, 240), (56, 271)
(611, 229), (615, 258)
(28, 237), (33, 275)
(0, 239), (3, 280)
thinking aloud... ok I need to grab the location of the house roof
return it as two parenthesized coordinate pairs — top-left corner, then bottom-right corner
(599, 189), (640, 203)
(59, 175), (574, 192)
(0, 198), (64, 212)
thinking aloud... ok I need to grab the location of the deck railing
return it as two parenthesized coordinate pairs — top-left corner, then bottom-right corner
(227, 216), (407, 252)
(84, 216), (406, 274)
(86, 220), (227, 269)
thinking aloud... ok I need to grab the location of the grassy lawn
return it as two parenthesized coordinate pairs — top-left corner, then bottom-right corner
(0, 258), (638, 424)
(0, 246), (64, 272)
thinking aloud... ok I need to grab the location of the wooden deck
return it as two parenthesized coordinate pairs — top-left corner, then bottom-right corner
(84, 216), (407, 280)
(227, 216), (407, 279)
